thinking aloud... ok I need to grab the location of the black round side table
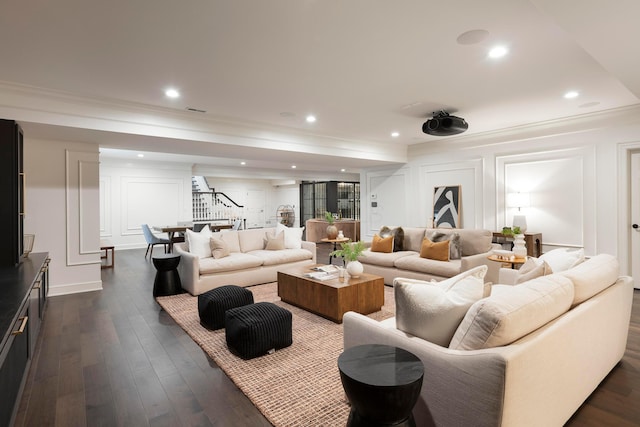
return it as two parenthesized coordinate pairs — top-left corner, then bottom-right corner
(338, 344), (424, 427)
(152, 253), (182, 298)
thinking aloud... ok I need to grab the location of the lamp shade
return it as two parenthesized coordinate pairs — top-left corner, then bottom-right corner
(507, 192), (530, 209)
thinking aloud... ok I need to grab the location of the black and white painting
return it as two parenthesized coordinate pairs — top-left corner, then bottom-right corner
(433, 185), (461, 228)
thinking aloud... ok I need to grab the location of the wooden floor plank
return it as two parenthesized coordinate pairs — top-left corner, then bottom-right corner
(14, 244), (640, 426)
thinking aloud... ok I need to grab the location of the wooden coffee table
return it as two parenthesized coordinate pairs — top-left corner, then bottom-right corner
(277, 265), (384, 323)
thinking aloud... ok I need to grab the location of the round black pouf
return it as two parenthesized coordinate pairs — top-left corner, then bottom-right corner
(152, 253), (182, 298)
(338, 344), (424, 427)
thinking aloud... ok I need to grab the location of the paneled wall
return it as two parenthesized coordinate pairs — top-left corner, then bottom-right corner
(99, 159), (193, 249)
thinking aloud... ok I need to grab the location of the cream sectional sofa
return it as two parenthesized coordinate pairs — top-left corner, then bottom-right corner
(174, 227), (316, 295)
(343, 254), (634, 427)
(359, 227), (501, 285)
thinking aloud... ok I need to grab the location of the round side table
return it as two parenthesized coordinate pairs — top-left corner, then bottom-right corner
(338, 344), (424, 427)
(152, 253), (182, 298)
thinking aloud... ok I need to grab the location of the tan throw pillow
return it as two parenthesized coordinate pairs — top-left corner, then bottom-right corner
(209, 237), (230, 259)
(371, 234), (394, 253)
(265, 231), (285, 250)
(420, 237), (450, 261)
(393, 265), (488, 346)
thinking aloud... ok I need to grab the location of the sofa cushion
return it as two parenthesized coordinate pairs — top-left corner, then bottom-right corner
(277, 223), (304, 249)
(371, 234), (394, 253)
(186, 227), (213, 258)
(264, 230), (285, 250)
(379, 226), (404, 251)
(454, 229), (493, 256)
(393, 265), (488, 347)
(248, 248), (313, 266)
(429, 230), (462, 260)
(359, 249), (415, 267)
(210, 237), (230, 259)
(558, 253), (619, 306)
(402, 227), (427, 252)
(199, 252), (264, 274)
(420, 237), (450, 261)
(539, 248), (585, 272)
(394, 254), (462, 277)
(238, 228), (272, 252)
(449, 274), (574, 350)
(514, 257), (553, 284)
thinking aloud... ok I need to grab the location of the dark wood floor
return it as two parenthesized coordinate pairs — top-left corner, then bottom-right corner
(12, 244), (640, 426)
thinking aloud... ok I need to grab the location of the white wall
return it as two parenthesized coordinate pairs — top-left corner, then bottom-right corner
(360, 106), (640, 277)
(100, 158), (193, 249)
(24, 138), (102, 296)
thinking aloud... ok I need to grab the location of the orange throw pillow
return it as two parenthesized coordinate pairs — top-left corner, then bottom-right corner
(420, 237), (450, 261)
(371, 234), (394, 253)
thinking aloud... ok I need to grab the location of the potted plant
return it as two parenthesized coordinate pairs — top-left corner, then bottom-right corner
(325, 211), (339, 239)
(330, 240), (366, 277)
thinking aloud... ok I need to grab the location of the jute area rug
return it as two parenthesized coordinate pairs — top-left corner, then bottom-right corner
(157, 282), (395, 427)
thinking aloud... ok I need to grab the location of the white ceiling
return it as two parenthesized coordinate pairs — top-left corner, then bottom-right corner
(0, 0), (638, 178)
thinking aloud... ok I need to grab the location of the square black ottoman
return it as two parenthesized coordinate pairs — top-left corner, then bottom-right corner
(225, 302), (293, 359)
(198, 285), (254, 330)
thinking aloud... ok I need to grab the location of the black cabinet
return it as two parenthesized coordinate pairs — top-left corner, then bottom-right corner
(0, 253), (49, 427)
(300, 181), (360, 227)
(0, 119), (24, 266)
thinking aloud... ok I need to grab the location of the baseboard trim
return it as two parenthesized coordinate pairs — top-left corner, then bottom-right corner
(48, 280), (103, 296)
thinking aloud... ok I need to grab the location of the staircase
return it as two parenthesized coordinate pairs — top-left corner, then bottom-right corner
(192, 176), (244, 223)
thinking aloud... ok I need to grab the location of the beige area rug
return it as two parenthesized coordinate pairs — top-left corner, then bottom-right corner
(157, 282), (395, 427)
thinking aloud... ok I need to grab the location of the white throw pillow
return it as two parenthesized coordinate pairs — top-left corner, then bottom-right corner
(539, 248), (584, 272)
(514, 257), (553, 284)
(186, 227), (213, 258)
(276, 223), (304, 249)
(393, 265), (488, 347)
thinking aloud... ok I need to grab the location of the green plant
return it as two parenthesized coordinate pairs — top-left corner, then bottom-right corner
(330, 240), (365, 262)
(501, 226), (522, 237)
(324, 211), (335, 225)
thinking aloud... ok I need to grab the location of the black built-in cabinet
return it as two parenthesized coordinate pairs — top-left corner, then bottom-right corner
(0, 119), (24, 266)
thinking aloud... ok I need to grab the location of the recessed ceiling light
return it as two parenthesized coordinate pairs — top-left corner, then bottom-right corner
(341, 168), (346, 172)
(488, 46), (508, 59)
(391, 132), (400, 138)
(137, 154), (144, 158)
(291, 165), (297, 169)
(165, 88), (180, 98)
(564, 91), (579, 99)
(240, 161), (246, 165)
(305, 115), (316, 123)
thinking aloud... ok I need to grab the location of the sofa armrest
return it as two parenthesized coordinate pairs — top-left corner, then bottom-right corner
(343, 312), (507, 427)
(461, 248), (501, 284)
(301, 241), (317, 263)
(174, 243), (199, 295)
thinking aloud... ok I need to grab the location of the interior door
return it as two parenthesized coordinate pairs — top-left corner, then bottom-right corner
(245, 190), (266, 229)
(630, 152), (640, 289)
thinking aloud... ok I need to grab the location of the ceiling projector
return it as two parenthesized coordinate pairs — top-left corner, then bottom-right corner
(422, 111), (468, 136)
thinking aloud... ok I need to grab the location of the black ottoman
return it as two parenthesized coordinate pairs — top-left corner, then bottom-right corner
(225, 302), (293, 359)
(198, 285), (254, 330)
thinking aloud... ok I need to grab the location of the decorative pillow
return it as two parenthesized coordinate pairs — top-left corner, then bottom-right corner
(276, 223), (304, 249)
(514, 257), (553, 284)
(371, 234), (394, 253)
(558, 253), (619, 306)
(419, 237), (450, 261)
(183, 224), (212, 252)
(449, 274), (574, 350)
(393, 265), (488, 347)
(539, 248), (585, 272)
(209, 237), (230, 259)
(379, 226), (404, 251)
(430, 231), (462, 260)
(265, 230), (285, 250)
(186, 228), (213, 258)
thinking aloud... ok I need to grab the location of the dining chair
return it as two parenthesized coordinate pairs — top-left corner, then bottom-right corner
(232, 219), (242, 230)
(141, 224), (171, 258)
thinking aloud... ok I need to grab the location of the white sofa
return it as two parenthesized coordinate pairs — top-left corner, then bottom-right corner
(343, 254), (634, 426)
(174, 227), (316, 295)
(359, 227), (501, 285)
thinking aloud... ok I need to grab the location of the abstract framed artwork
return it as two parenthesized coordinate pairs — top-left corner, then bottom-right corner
(433, 185), (461, 228)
